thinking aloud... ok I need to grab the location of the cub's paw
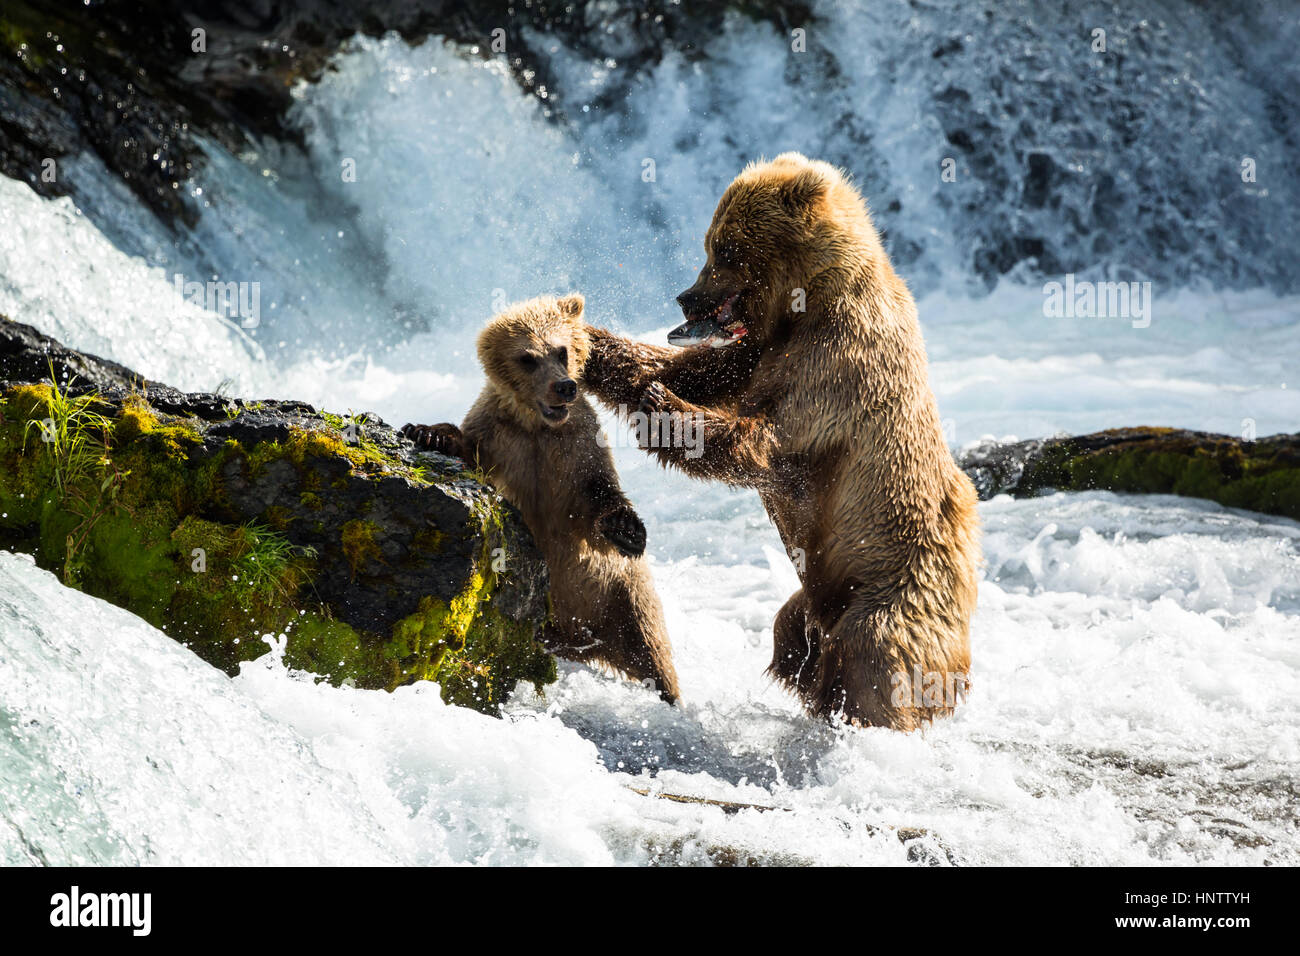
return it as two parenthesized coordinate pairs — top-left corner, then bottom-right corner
(401, 422), (465, 459)
(598, 505), (647, 559)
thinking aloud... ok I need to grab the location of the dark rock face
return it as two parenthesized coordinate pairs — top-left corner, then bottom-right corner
(0, 0), (806, 226)
(2, 0), (239, 225)
(958, 427), (1300, 521)
(957, 436), (1049, 501)
(0, 316), (555, 713)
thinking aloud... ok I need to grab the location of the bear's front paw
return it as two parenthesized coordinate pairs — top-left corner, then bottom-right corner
(401, 422), (466, 459)
(638, 381), (675, 416)
(598, 505), (647, 559)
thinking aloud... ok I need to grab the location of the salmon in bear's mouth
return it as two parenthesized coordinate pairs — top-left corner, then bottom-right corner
(668, 293), (748, 348)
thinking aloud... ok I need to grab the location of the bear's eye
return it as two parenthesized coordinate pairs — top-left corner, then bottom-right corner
(518, 354), (539, 369)
(713, 242), (740, 269)
(555, 346), (568, 366)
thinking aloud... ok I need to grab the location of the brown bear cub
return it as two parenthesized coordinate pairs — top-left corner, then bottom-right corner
(402, 294), (680, 703)
(581, 154), (981, 730)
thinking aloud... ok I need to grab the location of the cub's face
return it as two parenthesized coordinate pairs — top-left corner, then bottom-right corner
(513, 333), (578, 425)
(673, 153), (835, 348)
(478, 294), (589, 428)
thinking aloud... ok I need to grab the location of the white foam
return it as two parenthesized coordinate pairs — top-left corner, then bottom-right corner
(4, 485), (1296, 865)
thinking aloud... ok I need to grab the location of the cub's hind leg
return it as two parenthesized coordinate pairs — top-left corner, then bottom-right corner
(596, 572), (680, 704)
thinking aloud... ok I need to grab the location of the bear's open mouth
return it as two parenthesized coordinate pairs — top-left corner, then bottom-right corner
(668, 293), (747, 348)
(538, 401), (570, 422)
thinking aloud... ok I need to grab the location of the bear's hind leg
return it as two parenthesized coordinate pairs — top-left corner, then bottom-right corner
(805, 598), (946, 731)
(767, 588), (822, 697)
(615, 611), (680, 705)
(584, 574), (680, 704)
(606, 631), (680, 704)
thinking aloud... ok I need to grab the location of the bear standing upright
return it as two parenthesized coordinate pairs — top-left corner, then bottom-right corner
(581, 154), (980, 730)
(403, 295), (680, 703)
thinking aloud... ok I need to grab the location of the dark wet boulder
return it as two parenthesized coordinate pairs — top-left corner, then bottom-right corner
(0, 316), (554, 714)
(959, 427), (1300, 521)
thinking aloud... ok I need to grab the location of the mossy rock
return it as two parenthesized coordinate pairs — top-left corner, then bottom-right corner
(958, 426), (1300, 520)
(0, 316), (555, 714)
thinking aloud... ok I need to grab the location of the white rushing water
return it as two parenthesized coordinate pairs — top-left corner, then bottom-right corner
(1, 1), (1297, 864)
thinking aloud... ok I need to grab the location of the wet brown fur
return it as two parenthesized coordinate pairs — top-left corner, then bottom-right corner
(582, 155), (980, 729)
(409, 295), (679, 702)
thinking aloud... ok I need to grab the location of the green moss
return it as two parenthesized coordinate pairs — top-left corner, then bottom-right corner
(387, 570), (554, 712)
(273, 565), (553, 711)
(373, 490), (553, 711)
(1018, 428), (1300, 520)
(244, 424), (401, 479)
(0, 388), (57, 528)
(412, 527), (447, 552)
(0, 378), (556, 714)
(390, 594), (461, 671)
(265, 504), (295, 531)
(0, 14), (48, 69)
(1222, 469), (1300, 519)
(164, 517), (317, 671)
(0, 385), (310, 654)
(114, 395), (203, 459)
(74, 502), (180, 626)
(5, 382), (54, 417)
(443, 600), (555, 711)
(340, 518), (382, 577)
(280, 611), (382, 686)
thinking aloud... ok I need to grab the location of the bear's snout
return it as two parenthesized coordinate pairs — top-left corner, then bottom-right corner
(553, 379), (577, 402)
(676, 287), (702, 317)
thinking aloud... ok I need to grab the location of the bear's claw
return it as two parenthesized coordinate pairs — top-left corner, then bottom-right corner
(598, 505), (647, 558)
(401, 422), (466, 459)
(638, 381), (671, 416)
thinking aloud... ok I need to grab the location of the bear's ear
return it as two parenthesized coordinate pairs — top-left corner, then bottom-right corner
(778, 165), (829, 214)
(570, 321), (592, 369)
(556, 293), (585, 320)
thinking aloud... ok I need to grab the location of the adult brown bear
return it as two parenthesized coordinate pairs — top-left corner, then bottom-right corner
(582, 154), (980, 730)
